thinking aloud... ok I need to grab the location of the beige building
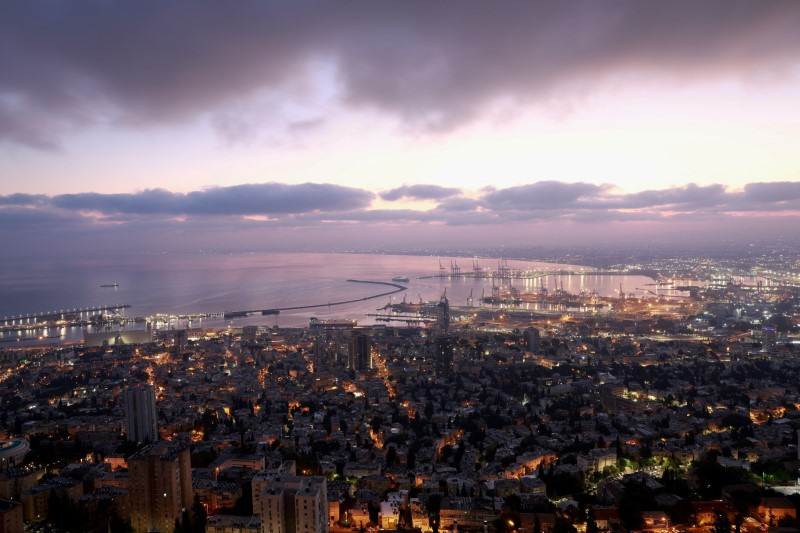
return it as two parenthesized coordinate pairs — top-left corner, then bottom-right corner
(0, 500), (22, 533)
(0, 469), (41, 500)
(128, 441), (192, 533)
(294, 478), (327, 533)
(21, 477), (83, 523)
(261, 485), (286, 533)
(253, 473), (328, 533)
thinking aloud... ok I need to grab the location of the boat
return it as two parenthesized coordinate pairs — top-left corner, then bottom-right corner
(391, 275), (410, 283)
(100, 283), (119, 288)
(480, 296), (521, 305)
(309, 317), (357, 329)
(223, 310), (249, 319)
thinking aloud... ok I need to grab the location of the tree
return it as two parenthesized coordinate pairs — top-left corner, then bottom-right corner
(222, 480), (253, 516)
(733, 513), (744, 533)
(712, 510), (731, 533)
(618, 481), (652, 531)
(386, 445), (397, 467)
(192, 493), (207, 533)
(553, 516), (577, 533)
(109, 514), (134, 533)
(690, 458), (752, 500)
(440, 444), (453, 462)
(586, 507), (598, 533)
(427, 494), (441, 533)
(504, 494), (522, 513)
(47, 490), (77, 530)
(368, 501), (380, 525)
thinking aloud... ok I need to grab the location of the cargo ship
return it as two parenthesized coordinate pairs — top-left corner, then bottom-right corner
(309, 317), (357, 329)
(223, 310), (249, 319)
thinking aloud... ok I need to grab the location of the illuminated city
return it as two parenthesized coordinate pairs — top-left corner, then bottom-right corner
(0, 249), (798, 532)
(2, 2), (800, 533)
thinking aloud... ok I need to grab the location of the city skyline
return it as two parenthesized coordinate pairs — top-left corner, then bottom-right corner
(2, 1), (800, 257)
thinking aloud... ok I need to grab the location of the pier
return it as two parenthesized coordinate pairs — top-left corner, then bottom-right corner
(1, 304), (131, 326)
(418, 268), (625, 280)
(223, 280), (407, 319)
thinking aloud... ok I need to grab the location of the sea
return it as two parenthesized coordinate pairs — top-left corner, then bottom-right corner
(0, 252), (656, 345)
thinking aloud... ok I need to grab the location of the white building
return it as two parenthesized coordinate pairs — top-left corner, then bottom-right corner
(0, 440), (29, 472)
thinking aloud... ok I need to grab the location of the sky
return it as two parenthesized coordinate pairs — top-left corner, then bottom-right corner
(2, 1), (800, 257)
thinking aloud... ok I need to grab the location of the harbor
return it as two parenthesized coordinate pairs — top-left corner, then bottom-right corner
(0, 253), (661, 345)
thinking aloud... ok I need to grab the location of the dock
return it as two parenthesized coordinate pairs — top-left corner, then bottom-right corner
(222, 279), (407, 319)
(1, 304), (131, 326)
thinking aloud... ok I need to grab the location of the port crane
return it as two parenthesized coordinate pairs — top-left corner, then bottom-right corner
(472, 259), (483, 277)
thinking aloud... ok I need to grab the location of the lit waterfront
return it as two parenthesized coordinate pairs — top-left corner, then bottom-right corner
(0, 252), (654, 345)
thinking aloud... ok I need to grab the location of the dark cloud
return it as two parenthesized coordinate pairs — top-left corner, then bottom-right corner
(0, 102), (61, 148)
(185, 183), (374, 215)
(483, 181), (604, 211)
(380, 184), (461, 202)
(3, 181), (800, 243)
(2, 1), (800, 147)
(610, 184), (728, 209)
(742, 181), (800, 203)
(0, 193), (45, 207)
(50, 183), (373, 216)
(0, 206), (85, 229)
(52, 189), (181, 215)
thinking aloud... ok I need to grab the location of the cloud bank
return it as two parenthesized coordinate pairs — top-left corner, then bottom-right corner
(2, 1), (800, 147)
(2, 179), (798, 226)
(50, 183), (373, 216)
(3, 179), (799, 258)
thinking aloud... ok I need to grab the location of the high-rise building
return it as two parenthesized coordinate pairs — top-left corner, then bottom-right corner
(123, 384), (158, 444)
(294, 477), (328, 533)
(128, 441), (192, 533)
(242, 325), (260, 342)
(436, 293), (450, 334)
(435, 335), (453, 375)
(762, 326), (777, 355)
(524, 328), (541, 352)
(348, 333), (372, 374)
(252, 473), (328, 533)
